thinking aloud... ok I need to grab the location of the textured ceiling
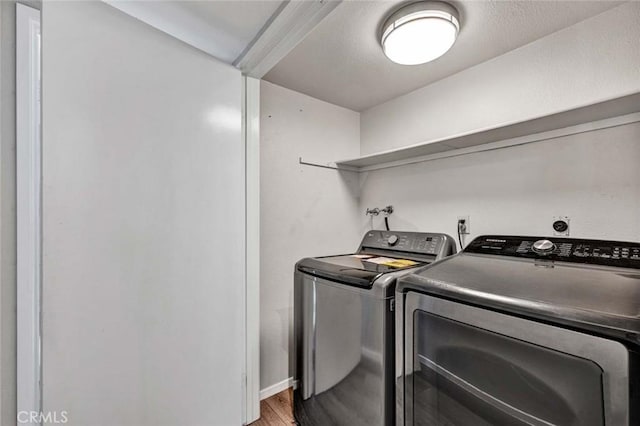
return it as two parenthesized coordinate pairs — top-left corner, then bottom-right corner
(263, 0), (623, 111)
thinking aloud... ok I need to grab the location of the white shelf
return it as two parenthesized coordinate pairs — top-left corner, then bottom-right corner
(322, 92), (640, 172)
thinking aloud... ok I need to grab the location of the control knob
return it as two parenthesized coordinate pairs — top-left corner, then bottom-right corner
(387, 235), (399, 246)
(532, 239), (556, 255)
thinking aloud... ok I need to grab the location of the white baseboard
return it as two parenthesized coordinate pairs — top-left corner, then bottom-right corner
(259, 377), (298, 400)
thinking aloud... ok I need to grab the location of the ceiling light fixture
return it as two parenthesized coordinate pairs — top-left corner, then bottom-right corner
(381, 1), (460, 65)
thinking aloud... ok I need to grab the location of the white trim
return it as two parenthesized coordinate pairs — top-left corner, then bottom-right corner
(259, 377), (297, 401)
(234, 0), (342, 78)
(16, 3), (41, 424)
(240, 77), (247, 426)
(243, 76), (261, 424)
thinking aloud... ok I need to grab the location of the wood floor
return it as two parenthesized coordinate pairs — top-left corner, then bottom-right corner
(250, 388), (295, 426)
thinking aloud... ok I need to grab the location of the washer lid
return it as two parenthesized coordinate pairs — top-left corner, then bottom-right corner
(297, 254), (425, 289)
(397, 251), (640, 344)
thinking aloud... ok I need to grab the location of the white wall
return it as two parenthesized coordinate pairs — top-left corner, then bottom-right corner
(260, 81), (362, 393)
(42, 3), (244, 425)
(360, 122), (640, 247)
(361, 2), (640, 155)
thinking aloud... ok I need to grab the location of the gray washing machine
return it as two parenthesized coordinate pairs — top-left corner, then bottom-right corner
(396, 235), (640, 426)
(294, 231), (455, 426)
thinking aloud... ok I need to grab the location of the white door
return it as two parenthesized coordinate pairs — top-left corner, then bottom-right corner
(41, 2), (245, 425)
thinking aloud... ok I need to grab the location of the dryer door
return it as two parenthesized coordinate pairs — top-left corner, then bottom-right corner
(398, 293), (629, 426)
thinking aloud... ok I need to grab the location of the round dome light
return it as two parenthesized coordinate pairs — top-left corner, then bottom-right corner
(381, 1), (460, 65)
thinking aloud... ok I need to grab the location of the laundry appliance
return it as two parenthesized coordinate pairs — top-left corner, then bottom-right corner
(294, 231), (456, 426)
(396, 235), (640, 426)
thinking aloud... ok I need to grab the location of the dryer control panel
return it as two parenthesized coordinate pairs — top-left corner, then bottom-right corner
(465, 235), (640, 269)
(359, 231), (451, 256)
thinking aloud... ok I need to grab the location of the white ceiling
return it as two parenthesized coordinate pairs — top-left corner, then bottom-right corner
(263, 0), (623, 111)
(175, 1), (285, 62)
(106, 0), (285, 63)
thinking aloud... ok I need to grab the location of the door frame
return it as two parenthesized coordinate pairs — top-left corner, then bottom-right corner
(243, 76), (261, 424)
(16, 2), (42, 422)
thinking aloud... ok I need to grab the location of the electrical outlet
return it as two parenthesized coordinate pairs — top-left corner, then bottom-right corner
(457, 215), (470, 234)
(553, 216), (570, 236)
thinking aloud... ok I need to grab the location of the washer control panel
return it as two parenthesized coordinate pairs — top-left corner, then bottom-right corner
(360, 231), (447, 256)
(465, 235), (640, 269)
